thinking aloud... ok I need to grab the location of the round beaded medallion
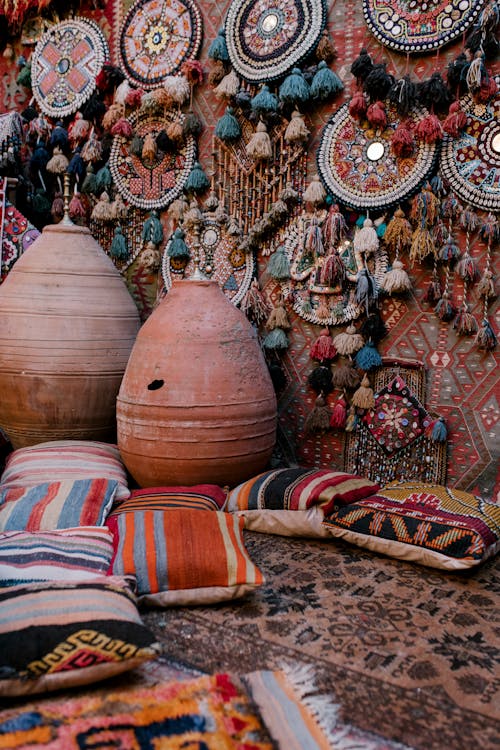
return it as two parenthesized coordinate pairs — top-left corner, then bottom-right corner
(109, 110), (197, 210)
(225, 0), (327, 83)
(119, 0), (203, 89)
(440, 86), (500, 212)
(31, 18), (108, 118)
(362, 0), (487, 54)
(317, 102), (439, 211)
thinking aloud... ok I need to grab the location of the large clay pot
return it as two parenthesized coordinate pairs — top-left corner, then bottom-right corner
(0, 221), (141, 448)
(116, 279), (277, 487)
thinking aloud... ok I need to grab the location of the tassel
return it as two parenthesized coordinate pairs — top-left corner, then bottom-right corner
(110, 225), (129, 260)
(330, 394), (348, 429)
(141, 242), (161, 272)
(424, 270), (442, 304)
(434, 293), (456, 322)
(183, 199), (203, 230)
(251, 84), (278, 114)
(390, 119), (415, 157)
(21, 102), (38, 123)
(125, 87), (144, 108)
(208, 60), (227, 87)
(465, 51), (486, 94)
(80, 93), (106, 123)
(95, 163), (112, 194)
(102, 103), (125, 131)
(268, 246), (291, 280)
(332, 360), (361, 390)
(360, 311), (387, 342)
(415, 113), (443, 143)
(167, 227), (191, 260)
(67, 147), (85, 182)
(112, 194), (128, 221)
(474, 74), (498, 103)
(184, 161), (210, 194)
(155, 130), (172, 153)
(442, 100), (467, 137)
(183, 111), (203, 137)
(213, 68), (240, 99)
(384, 208), (412, 252)
(446, 53), (470, 96)
(163, 74), (190, 105)
(417, 72), (452, 114)
(142, 132), (157, 164)
(246, 120), (273, 160)
(453, 305), (478, 335)
(16, 62), (31, 88)
(32, 188), (51, 215)
(322, 203), (347, 247)
(111, 117), (133, 138)
(351, 373), (375, 409)
(477, 269), (495, 299)
(316, 296), (331, 321)
(388, 74), (417, 118)
(460, 206), (479, 232)
(208, 28), (229, 61)
(96, 63), (125, 93)
(91, 191), (115, 222)
(51, 192), (64, 222)
(113, 79), (131, 105)
(263, 327), (289, 350)
(68, 191), (86, 220)
(215, 107), (241, 142)
(142, 210), (164, 245)
(240, 278), (270, 325)
(303, 175), (326, 207)
(345, 405), (360, 432)
(30, 141), (49, 174)
(308, 365), (334, 395)
(81, 132), (102, 163)
(310, 328), (337, 363)
(353, 218), (379, 254)
(350, 48), (373, 84)
(167, 197), (188, 224)
(315, 29), (336, 63)
(305, 216), (324, 256)
(46, 146), (69, 174)
(304, 394), (331, 434)
(363, 63), (395, 102)
(278, 67), (311, 107)
(439, 233), (460, 262)
(425, 416), (447, 442)
(348, 90), (367, 120)
(310, 61), (344, 101)
(333, 325), (364, 356)
(266, 302), (291, 331)
(474, 319), (497, 350)
(50, 121), (69, 150)
(319, 251), (344, 286)
(381, 259), (412, 294)
(409, 227), (436, 264)
(166, 118), (184, 147)
(355, 268), (378, 309)
(268, 199), (289, 224)
(456, 251), (479, 282)
(355, 341), (382, 371)
(410, 183), (440, 225)
(181, 59), (204, 87)
(140, 90), (161, 112)
(366, 100), (387, 129)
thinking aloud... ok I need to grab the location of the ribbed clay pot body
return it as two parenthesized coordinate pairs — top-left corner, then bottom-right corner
(116, 279), (277, 487)
(0, 222), (141, 448)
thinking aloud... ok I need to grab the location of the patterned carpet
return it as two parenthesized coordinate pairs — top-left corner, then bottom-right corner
(142, 531), (500, 750)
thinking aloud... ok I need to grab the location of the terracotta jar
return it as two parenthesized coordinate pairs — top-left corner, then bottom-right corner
(116, 278), (277, 487)
(0, 221), (141, 448)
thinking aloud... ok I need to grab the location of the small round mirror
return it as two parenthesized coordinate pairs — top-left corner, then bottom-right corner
(491, 132), (500, 155)
(366, 141), (385, 161)
(202, 228), (218, 247)
(261, 12), (279, 32)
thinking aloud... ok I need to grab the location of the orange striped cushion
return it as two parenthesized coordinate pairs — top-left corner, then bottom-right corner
(107, 510), (264, 606)
(108, 485), (227, 516)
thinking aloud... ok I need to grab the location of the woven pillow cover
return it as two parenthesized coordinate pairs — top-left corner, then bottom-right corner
(0, 440), (130, 501)
(0, 478), (118, 531)
(108, 484), (228, 517)
(322, 481), (500, 570)
(226, 467), (379, 537)
(107, 509), (264, 606)
(0, 576), (160, 696)
(0, 527), (114, 586)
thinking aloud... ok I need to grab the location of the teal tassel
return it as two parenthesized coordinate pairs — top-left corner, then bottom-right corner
(310, 61), (344, 101)
(81, 164), (97, 195)
(251, 84), (279, 114)
(355, 340), (382, 370)
(167, 228), (191, 260)
(267, 246), (291, 280)
(142, 210), (164, 245)
(16, 62), (31, 88)
(184, 161), (210, 194)
(263, 327), (289, 350)
(32, 188), (51, 214)
(208, 28), (229, 61)
(214, 107), (241, 142)
(95, 163), (113, 193)
(279, 67), (310, 107)
(429, 417), (447, 443)
(110, 225), (128, 260)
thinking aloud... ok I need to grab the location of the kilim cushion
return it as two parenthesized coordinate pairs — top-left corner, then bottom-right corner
(0, 440), (130, 501)
(0, 576), (161, 696)
(0, 479), (118, 531)
(108, 484), (228, 516)
(226, 467), (379, 537)
(322, 481), (500, 570)
(0, 527), (114, 586)
(106, 509), (264, 606)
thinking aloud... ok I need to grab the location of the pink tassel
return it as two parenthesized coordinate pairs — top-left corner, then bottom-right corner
(322, 203), (347, 247)
(349, 90), (367, 120)
(110, 117), (133, 138)
(442, 101), (467, 137)
(330, 394), (347, 429)
(391, 119), (415, 157)
(366, 100), (387, 129)
(310, 328), (337, 363)
(320, 252), (345, 286)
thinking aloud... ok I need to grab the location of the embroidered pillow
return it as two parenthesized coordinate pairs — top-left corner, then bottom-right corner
(322, 481), (500, 570)
(0, 576), (160, 696)
(0, 440), (130, 501)
(107, 509), (264, 606)
(0, 527), (114, 586)
(0, 479), (118, 531)
(226, 467), (379, 537)
(108, 485), (227, 517)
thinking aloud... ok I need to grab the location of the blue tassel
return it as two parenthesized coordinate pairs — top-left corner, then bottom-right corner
(251, 84), (279, 114)
(356, 268), (378, 312)
(95, 163), (113, 193)
(214, 107), (241, 142)
(267, 246), (291, 280)
(167, 228), (191, 260)
(263, 327), (289, 350)
(142, 210), (164, 245)
(208, 28), (229, 61)
(310, 61), (344, 101)
(430, 417), (447, 443)
(50, 121), (69, 150)
(67, 147), (85, 181)
(110, 225), (128, 260)
(376, 220), (387, 238)
(30, 141), (50, 172)
(184, 161), (210, 194)
(355, 341), (382, 370)
(279, 67), (310, 107)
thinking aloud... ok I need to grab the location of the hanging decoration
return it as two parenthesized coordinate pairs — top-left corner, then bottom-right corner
(224, 0), (327, 83)
(118, 0), (203, 90)
(361, 0), (487, 54)
(31, 18), (108, 118)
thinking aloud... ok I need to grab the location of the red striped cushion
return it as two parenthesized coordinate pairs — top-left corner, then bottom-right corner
(108, 485), (227, 516)
(107, 510), (264, 606)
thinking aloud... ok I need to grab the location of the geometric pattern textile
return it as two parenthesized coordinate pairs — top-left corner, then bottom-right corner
(108, 484), (228, 515)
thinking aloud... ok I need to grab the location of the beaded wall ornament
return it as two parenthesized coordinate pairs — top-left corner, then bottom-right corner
(118, 0), (203, 90)
(362, 0), (488, 54)
(31, 18), (108, 118)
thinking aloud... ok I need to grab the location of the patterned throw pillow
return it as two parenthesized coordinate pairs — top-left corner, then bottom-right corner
(0, 479), (118, 531)
(0, 576), (160, 696)
(108, 485), (228, 517)
(226, 467), (379, 537)
(322, 481), (500, 570)
(107, 509), (264, 606)
(0, 440), (130, 501)
(0, 527), (114, 586)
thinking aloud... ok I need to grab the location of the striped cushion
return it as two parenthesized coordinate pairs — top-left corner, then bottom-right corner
(0, 527), (114, 586)
(226, 468), (379, 537)
(0, 440), (130, 501)
(108, 485), (227, 517)
(107, 510), (264, 606)
(0, 576), (160, 696)
(0, 478), (118, 531)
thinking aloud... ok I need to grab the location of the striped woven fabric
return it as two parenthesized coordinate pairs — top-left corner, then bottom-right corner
(108, 485), (227, 517)
(0, 478), (118, 531)
(0, 527), (114, 586)
(0, 440), (130, 501)
(107, 509), (264, 605)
